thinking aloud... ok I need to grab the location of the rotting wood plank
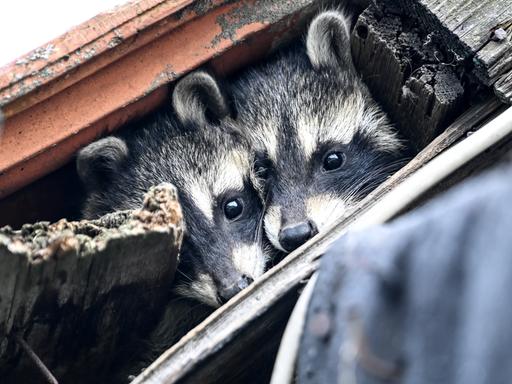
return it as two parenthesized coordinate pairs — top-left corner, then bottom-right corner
(0, 0), (198, 115)
(133, 98), (504, 384)
(351, 4), (466, 150)
(380, 0), (512, 104)
(0, 183), (182, 383)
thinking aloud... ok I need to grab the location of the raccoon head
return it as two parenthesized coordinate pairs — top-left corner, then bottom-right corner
(232, 11), (405, 253)
(77, 71), (267, 307)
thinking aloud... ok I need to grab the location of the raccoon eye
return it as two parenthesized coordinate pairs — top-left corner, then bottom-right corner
(224, 198), (244, 220)
(323, 151), (345, 171)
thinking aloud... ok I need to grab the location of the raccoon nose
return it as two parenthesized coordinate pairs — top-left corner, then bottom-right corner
(218, 275), (254, 304)
(279, 221), (318, 252)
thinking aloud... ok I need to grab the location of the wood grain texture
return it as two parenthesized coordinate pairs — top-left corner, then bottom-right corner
(0, 0), (197, 112)
(351, 5), (465, 150)
(0, 183), (182, 383)
(381, 0), (512, 103)
(495, 69), (512, 102)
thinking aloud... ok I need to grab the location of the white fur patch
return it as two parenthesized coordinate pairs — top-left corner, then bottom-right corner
(175, 273), (220, 308)
(320, 92), (402, 153)
(212, 150), (247, 196)
(319, 93), (365, 145)
(245, 121), (278, 163)
(188, 181), (214, 221)
(306, 194), (346, 232)
(296, 116), (319, 159)
(184, 150), (252, 222)
(264, 205), (286, 252)
(359, 105), (403, 153)
(299, 91), (402, 154)
(261, 128), (279, 163)
(296, 93), (392, 160)
(232, 243), (267, 280)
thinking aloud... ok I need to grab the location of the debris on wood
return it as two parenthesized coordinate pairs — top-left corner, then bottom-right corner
(491, 27), (508, 42)
(378, 0), (512, 104)
(351, 4), (466, 150)
(130, 99), (505, 384)
(0, 183), (183, 383)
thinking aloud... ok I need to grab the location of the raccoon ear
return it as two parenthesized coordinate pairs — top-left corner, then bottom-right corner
(173, 71), (230, 126)
(76, 136), (128, 189)
(306, 11), (354, 72)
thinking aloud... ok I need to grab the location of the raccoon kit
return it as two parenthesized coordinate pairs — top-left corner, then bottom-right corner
(231, 10), (407, 253)
(77, 71), (269, 308)
(78, 10), (406, 307)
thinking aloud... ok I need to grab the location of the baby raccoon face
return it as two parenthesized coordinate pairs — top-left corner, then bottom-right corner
(77, 71), (267, 307)
(232, 11), (406, 253)
(172, 143), (267, 307)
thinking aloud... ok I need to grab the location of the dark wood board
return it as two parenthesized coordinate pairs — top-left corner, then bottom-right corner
(351, 4), (467, 150)
(380, 0), (512, 104)
(0, 184), (182, 383)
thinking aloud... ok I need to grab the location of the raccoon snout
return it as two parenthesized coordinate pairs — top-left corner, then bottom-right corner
(218, 275), (254, 304)
(279, 221), (318, 252)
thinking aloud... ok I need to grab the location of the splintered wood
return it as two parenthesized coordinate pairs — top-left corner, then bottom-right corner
(351, 4), (466, 150)
(382, 0), (512, 104)
(0, 183), (182, 383)
(352, 0), (512, 151)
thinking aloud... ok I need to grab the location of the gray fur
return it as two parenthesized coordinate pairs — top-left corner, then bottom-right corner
(231, 10), (407, 252)
(76, 137), (128, 190)
(306, 11), (352, 71)
(173, 71), (230, 127)
(77, 71), (267, 307)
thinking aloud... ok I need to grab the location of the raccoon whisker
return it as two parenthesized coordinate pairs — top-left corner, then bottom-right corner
(343, 193), (360, 209)
(254, 209), (265, 245)
(353, 172), (385, 192)
(381, 155), (410, 168)
(176, 268), (194, 283)
(374, 158), (410, 172)
(323, 198), (348, 229)
(254, 190), (270, 245)
(345, 157), (409, 200)
(361, 158), (408, 177)
(350, 177), (385, 198)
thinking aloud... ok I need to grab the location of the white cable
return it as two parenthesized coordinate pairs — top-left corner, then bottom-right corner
(270, 273), (318, 384)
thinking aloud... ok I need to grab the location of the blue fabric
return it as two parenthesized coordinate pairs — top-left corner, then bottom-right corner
(299, 164), (512, 384)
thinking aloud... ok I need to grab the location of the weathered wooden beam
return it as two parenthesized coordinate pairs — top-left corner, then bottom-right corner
(0, 183), (182, 383)
(495, 70), (512, 103)
(380, 0), (512, 104)
(351, 4), (466, 150)
(133, 98), (504, 384)
(0, 0), (321, 229)
(0, 0), (319, 201)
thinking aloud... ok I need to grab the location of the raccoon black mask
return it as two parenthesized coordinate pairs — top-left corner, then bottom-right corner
(231, 10), (407, 253)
